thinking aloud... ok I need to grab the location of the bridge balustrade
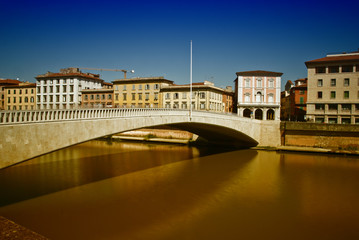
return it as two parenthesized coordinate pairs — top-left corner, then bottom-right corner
(0, 108), (191, 125)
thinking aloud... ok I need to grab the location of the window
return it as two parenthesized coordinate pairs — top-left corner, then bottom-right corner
(43, 87), (47, 93)
(63, 86), (66, 93)
(145, 93), (149, 100)
(154, 84), (159, 90)
(331, 79), (336, 86)
(356, 104), (359, 111)
(268, 93), (274, 103)
(70, 85), (74, 92)
(317, 91), (322, 99)
(342, 118), (351, 124)
(56, 95), (60, 102)
(63, 96), (66, 102)
(344, 78), (350, 86)
(84, 95), (88, 100)
(49, 95), (53, 102)
(299, 90), (305, 94)
(56, 86), (60, 93)
(328, 118), (337, 124)
(342, 104), (351, 110)
(30, 97), (34, 103)
(25, 97), (28, 103)
(115, 85), (119, 91)
(123, 93), (127, 101)
(145, 84), (150, 90)
(328, 104), (337, 111)
(165, 93), (170, 99)
(115, 94), (118, 100)
(344, 91), (349, 99)
(13, 97), (16, 103)
(96, 94), (100, 100)
(245, 94), (250, 103)
(342, 65), (353, 72)
(200, 92), (205, 99)
(315, 104), (325, 110)
(132, 85), (136, 90)
(316, 67), (326, 73)
(317, 79), (323, 87)
(138, 85), (142, 90)
(268, 78), (274, 88)
(245, 78), (250, 87)
(257, 78), (262, 88)
(123, 85), (127, 91)
(200, 103), (205, 109)
(7, 97), (10, 103)
(70, 95), (74, 102)
(19, 90), (22, 94)
(330, 91), (336, 99)
(299, 97), (304, 104)
(329, 66), (339, 73)
(154, 93), (158, 100)
(50, 86), (53, 93)
(132, 93), (136, 100)
(182, 92), (187, 99)
(138, 93), (142, 100)
(90, 95), (94, 100)
(174, 93), (179, 99)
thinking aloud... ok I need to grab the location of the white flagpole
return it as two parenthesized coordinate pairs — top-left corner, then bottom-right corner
(190, 40), (192, 121)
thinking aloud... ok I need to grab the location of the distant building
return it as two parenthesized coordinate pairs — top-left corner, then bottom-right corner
(0, 79), (22, 110)
(81, 88), (114, 108)
(234, 70), (282, 120)
(3, 81), (36, 110)
(305, 51), (359, 124)
(289, 78), (307, 121)
(160, 81), (232, 112)
(112, 77), (173, 108)
(36, 67), (105, 109)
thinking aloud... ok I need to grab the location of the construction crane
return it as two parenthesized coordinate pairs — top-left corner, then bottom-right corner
(77, 67), (134, 79)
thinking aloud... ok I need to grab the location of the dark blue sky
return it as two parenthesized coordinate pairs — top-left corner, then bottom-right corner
(1, 0), (358, 89)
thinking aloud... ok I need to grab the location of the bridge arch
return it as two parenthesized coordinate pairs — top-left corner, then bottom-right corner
(0, 109), (280, 168)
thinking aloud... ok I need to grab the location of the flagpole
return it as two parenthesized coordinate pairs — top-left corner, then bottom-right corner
(190, 40), (192, 121)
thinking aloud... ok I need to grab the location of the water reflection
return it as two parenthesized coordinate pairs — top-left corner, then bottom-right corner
(1, 142), (359, 240)
(0, 141), (202, 207)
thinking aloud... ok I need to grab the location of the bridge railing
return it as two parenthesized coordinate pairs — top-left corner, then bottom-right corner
(0, 108), (199, 124)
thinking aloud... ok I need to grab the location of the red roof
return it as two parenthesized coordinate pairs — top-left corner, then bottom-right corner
(305, 54), (359, 66)
(0, 79), (22, 85)
(36, 72), (103, 81)
(236, 70), (283, 77)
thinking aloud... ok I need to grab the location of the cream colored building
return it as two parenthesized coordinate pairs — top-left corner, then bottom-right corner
(4, 82), (36, 110)
(112, 77), (173, 108)
(305, 51), (359, 124)
(160, 81), (231, 112)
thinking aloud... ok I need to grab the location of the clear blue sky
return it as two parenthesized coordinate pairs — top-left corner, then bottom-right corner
(1, 0), (358, 90)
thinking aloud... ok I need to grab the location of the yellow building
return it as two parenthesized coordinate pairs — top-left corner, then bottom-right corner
(112, 77), (173, 108)
(0, 79), (22, 110)
(4, 82), (37, 110)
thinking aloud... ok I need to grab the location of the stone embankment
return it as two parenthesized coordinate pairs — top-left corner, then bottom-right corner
(0, 216), (48, 239)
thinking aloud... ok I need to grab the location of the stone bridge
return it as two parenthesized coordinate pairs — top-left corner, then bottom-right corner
(0, 108), (280, 169)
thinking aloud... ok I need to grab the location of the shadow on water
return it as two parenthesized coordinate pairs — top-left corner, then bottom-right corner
(0, 140), (242, 207)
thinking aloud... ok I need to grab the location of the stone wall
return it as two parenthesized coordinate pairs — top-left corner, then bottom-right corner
(281, 122), (359, 150)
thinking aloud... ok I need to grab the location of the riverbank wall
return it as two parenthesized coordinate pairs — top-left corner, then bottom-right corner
(281, 122), (359, 151)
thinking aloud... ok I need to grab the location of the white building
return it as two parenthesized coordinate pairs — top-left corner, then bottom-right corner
(160, 81), (233, 113)
(36, 67), (104, 109)
(235, 70), (282, 120)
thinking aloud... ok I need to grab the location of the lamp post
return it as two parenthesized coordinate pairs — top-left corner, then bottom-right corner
(190, 40), (193, 121)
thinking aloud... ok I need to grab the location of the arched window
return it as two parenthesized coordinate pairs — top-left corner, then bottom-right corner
(243, 108), (251, 118)
(256, 92), (262, 103)
(267, 109), (275, 120)
(255, 109), (263, 120)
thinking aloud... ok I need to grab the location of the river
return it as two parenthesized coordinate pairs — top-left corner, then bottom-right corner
(1, 140), (359, 239)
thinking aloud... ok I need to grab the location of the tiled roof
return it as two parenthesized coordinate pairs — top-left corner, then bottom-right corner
(3, 83), (36, 89)
(0, 79), (22, 85)
(236, 70), (283, 77)
(36, 72), (103, 81)
(305, 54), (359, 66)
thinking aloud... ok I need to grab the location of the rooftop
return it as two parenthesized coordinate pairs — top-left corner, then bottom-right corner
(305, 52), (359, 66)
(236, 70), (283, 77)
(36, 68), (104, 82)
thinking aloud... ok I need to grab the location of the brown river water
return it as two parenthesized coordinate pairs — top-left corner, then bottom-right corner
(1, 140), (359, 240)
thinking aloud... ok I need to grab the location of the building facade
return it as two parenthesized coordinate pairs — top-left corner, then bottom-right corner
(81, 88), (114, 108)
(289, 78), (307, 121)
(160, 81), (232, 112)
(305, 51), (359, 124)
(3, 82), (36, 110)
(235, 70), (282, 120)
(0, 79), (22, 110)
(112, 77), (173, 108)
(36, 67), (104, 110)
